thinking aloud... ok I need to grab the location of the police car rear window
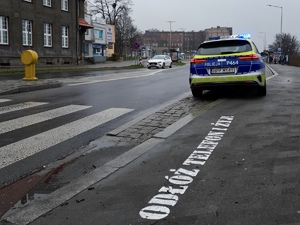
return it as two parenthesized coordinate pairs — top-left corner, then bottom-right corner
(197, 40), (252, 55)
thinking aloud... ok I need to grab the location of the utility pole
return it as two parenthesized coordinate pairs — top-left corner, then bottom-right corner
(166, 21), (175, 49)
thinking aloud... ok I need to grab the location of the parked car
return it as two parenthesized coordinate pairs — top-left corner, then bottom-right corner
(147, 55), (172, 69)
(189, 34), (266, 97)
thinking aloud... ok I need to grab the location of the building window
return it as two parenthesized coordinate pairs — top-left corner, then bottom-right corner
(61, 0), (68, 11)
(0, 16), (8, 45)
(22, 20), (32, 47)
(44, 23), (52, 47)
(43, 0), (51, 7)
(94, 29), (103, 39)
(62, 26), (68, 48)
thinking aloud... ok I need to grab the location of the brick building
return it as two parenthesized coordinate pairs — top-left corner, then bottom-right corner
(205, 26), (232, 40)
(0, 0), (92, 67)
(141, 26), (232, 54)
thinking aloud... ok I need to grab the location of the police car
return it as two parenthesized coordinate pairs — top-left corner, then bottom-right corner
(189, 34), (266, 97)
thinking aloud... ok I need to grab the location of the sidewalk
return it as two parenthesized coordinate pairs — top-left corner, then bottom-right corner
(0, 60), (138, 95)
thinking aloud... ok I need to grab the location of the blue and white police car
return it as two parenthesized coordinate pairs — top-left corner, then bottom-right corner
(189, 34), (266, 97)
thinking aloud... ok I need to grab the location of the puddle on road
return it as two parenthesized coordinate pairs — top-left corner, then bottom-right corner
(0, 164), (65, 220)
(2, 190), (52, 218)
(88, 136), (122, 150)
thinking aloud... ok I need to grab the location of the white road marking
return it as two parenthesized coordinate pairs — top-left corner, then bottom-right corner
(68, 70), (162, 86)
(0, 99), (11, 103)
(0, 102), (48, 115)
(0, 105), (91, 135)
(0, 108), (133, 169)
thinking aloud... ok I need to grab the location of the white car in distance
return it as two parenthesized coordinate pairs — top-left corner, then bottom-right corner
(147, 55), (173, 69)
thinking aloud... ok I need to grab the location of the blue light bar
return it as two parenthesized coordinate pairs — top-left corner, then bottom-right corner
(208, 36), (221, 40)
(208, 33), (251, 41)
(235, 33), (251, 39)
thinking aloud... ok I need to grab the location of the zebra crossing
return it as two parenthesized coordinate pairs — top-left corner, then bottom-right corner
(0, 99), (11, 103)
(0, 98), (134, 170)
(0, 102), (48, 115)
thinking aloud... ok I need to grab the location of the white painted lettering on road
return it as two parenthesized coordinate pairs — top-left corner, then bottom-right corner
(139, 116), (234, 220)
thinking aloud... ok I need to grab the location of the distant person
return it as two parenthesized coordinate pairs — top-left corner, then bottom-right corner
(278, 56), (282, 64)
(269, 55), (273, 63)
(281, 55), (286, 65)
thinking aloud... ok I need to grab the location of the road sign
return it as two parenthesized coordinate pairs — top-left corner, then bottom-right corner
(133, 42), (140, 50)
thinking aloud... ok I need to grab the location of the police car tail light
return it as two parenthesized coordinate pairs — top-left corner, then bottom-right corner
(190, 58), (206, 65)
(238, 54), (259, 61)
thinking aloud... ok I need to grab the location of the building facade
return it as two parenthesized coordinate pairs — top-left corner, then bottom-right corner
(0, 0), (92, 67)
(205, 26), (232, 40)
(84, 16), (108, 63)
(141, 27), (232, 55)
(105, 24), (115, 58)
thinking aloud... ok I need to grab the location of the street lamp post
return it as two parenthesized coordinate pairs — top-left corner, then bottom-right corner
(166, 21), (175, 49)
(267, 4), (283, 35)
(267, 4), (283, 52)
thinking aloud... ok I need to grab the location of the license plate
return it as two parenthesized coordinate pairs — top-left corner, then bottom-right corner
(211, 67), (235, 74)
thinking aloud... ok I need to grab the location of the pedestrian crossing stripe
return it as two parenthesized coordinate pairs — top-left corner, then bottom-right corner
(0, 102), (48, 115)
(0, 108), (133, 169)
(0, 99), (11, 103)
(0, 105), (91, 135)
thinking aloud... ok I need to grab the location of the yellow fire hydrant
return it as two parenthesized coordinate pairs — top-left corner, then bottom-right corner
(21, 50), (38, 81)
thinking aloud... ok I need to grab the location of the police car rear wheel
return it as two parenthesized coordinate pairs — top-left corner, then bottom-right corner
(257, 85), (267, 96)
(191, 88), (203, 98)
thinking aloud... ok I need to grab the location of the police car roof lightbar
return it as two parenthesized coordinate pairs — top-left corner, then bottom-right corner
(208, 33), (251, 40)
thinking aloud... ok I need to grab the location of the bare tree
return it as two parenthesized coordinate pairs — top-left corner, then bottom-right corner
(269, 33), (300, 55)
(115, 9), (134, 56)
(93, 0), (132, 25)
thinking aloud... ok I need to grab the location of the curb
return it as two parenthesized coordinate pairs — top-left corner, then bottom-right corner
(0, 81), (63, 95)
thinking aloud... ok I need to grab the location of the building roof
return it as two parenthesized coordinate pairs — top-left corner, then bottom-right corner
(78, 18), (93, 28)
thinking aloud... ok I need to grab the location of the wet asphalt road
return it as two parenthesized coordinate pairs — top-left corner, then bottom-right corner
(3, 63), (300, 225)
(0, 65), (191, 187)
(25, 63), (300, 225)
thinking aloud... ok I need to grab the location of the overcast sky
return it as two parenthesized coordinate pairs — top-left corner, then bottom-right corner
(130, 0), (299, 51)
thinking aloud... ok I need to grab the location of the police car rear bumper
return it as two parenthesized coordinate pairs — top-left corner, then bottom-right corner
(190, 74), (266, 90)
